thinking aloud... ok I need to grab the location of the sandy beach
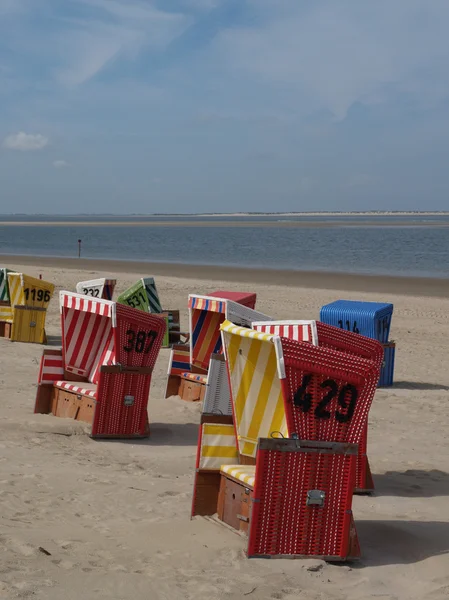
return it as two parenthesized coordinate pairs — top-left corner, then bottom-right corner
(0, 259), (448, 600)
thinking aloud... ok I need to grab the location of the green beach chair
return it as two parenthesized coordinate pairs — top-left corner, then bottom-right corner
(117, 277), (162, 314)
(117, 278), (172, 346)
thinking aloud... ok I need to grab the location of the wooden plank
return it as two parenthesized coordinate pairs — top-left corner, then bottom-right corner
(192, 472), (222, 516)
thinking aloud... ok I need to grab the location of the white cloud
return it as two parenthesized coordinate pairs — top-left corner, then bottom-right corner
(214, 0), (449, 120)
(78, 0), (186, 23)
(3, 132), (49, 151)
(53, 159), (69, 168)
(54, 2), (191, 86)
(57, 30), (130, 87)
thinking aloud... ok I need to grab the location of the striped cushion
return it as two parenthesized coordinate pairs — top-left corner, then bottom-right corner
(198, 423), (238, 470)
(182, 372), (207, 384)
(220, 465), (256, 488)
(54, 381), (97, 399)
(39, 353), (64, 385)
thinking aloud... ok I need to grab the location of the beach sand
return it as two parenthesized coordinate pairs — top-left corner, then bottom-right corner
(0, 260), (448, 599)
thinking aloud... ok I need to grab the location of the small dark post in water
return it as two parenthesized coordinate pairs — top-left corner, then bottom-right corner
(78, 239), (82, 258)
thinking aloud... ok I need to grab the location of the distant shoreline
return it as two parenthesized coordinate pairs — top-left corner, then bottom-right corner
(1, 211), (449, 218)
(2, 254), (448, 298)
(1, 219), (449, 228)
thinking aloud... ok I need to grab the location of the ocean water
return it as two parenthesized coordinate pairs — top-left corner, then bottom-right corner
(0, 215), (449, 278)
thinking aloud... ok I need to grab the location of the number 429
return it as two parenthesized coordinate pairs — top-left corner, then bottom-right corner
(293, 374), (358, 423)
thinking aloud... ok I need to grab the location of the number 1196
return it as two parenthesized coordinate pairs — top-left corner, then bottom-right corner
(24, 288), (51, 302)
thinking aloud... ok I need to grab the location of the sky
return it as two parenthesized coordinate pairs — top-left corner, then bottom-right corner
(1, 0), (449, 214)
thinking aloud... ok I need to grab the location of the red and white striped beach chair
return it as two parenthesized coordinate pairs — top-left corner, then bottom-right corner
(34, 291), (166, 438)
(192, 321), (381, 560)
(252, 320), (383, 492)
(165, 291), (271, 402)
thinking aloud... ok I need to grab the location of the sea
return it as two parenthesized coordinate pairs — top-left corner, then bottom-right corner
(1, 214), (449, 279)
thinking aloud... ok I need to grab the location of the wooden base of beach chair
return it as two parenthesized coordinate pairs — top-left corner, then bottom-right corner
(10, 306), (47, 344)
(51, 387), (96, 424)
(192, 472), (222, 517)
(179, 376), (206, 402)
(217, 472), (254, 535)
(35, 385), (54, 414)
(0, 321), (12, 338)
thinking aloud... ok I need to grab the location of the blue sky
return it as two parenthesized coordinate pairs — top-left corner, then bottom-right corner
(1, 0), (449, 213)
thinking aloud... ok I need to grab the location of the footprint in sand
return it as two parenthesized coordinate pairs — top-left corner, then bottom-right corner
(157, 490), (181, 498)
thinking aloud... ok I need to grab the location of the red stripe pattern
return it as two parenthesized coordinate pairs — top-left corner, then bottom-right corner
(254, 323), (314, 342)
(62, 303), (114, 380)
(38, 353), (64, 384)
(55, 381), (97, 398)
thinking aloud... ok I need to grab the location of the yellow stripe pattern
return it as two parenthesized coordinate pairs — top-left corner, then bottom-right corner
(0, 305), (13, 322)
(220, 320), (287, 458)
(220, 465), (256, 488)
(199, 423), (238, 470)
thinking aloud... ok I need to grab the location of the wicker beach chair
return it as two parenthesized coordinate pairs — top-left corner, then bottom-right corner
(165, 291), (271, 402)
(252, 320), (383, 493)
(34, 291), (166, 438)
(117, 277), (162, 313)
(192, 320), (381, 560)
(117, 277), (186, 347)
(0, 273), (54, 343)
(76, 278), (116, 300)
(320, 299), (396, 387)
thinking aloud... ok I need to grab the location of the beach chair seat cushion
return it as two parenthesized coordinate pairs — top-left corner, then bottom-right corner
(181, 372), (207, 384)
(54, 380), (97, 399)
(220, 465), (256, 488)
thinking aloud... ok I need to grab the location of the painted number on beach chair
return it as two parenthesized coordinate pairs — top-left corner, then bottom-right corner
(338, 320), (360, 334)
(125, 291), (146, 309)
(293, 374), (358, 423)
(82, 287), (100, 297)
(24, 288), (51, 302)
(123, 329), (158, 354)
